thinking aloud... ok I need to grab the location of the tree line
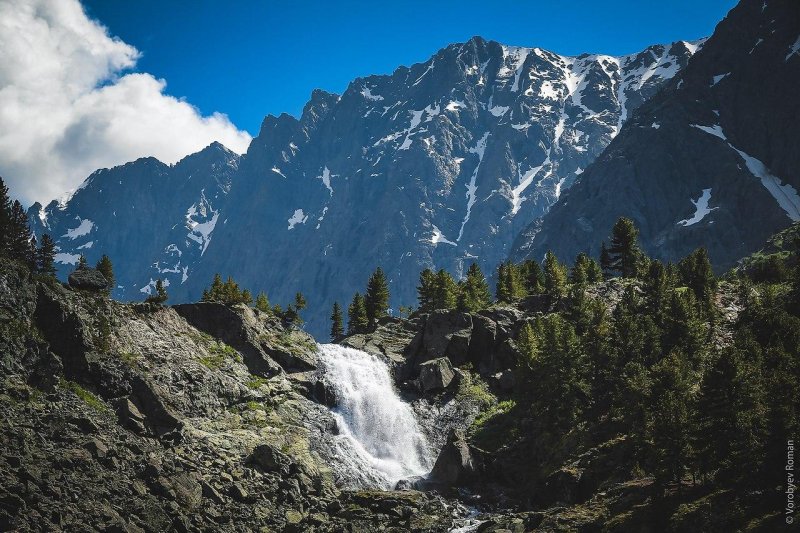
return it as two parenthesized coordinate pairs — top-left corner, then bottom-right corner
(505, 218), (799, 498)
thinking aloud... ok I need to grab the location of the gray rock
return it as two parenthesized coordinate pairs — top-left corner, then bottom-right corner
(420, 311), (473, 366)
(67, 267), (108, 291)
(418, 357), (455, 392)
(429, 429), (478, 486)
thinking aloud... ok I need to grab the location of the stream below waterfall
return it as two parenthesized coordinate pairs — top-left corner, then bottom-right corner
(316, 343), (435, 489)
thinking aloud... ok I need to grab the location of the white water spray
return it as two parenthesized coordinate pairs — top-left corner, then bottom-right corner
(317, 343), (434, 488)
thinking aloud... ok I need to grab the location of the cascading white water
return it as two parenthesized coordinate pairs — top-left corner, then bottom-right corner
(317, 343), (434, 489)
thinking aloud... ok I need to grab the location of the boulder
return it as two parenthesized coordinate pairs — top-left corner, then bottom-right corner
(418, 357), (455, 392)
(420, 310), (472, 364)
(248, 443), (292, 475)
(429, 429), (478, 486)
(68, 267), (108, 291)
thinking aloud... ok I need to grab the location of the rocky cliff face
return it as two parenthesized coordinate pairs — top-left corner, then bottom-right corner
(29, 36), (698, 336)
(512, 0), (800, 270)
(0, 259), (461, 531)
(28, 142), (241, 301)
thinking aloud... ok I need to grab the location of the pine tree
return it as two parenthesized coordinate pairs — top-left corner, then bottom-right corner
(365, 267), (390, 328)
(496, 261), (524, 303)
(145, 279), (169, 304)
(417, 268), (436, 313)
(600, 241), (612, 279)
(648, 350), (694, 493)
(515, 322), (538, 370)
(241, 289), (253, 306)
(457, 262), (491, 312)
(96, 255), (114, 292)
(36, 234), (56, 276)
(347, 292), (368, 335)
(255, 292), (271, 313)
(607, 218), (643, 278)
(433, 269), (458, 310)
(544, 251), (568, 300)
(330, 302), (344, 341)
(78, 255), (88, 269)
(678, 248), (717, 314)
(570, 252), (592, 285)
(521, 259), (545, 295)
(294, 292), (306, 310)
(0, 177), (12, 257)
(8, 200), (33, 265)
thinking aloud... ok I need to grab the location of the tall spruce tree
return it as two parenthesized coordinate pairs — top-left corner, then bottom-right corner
(607, 217), (643, 278)
(521, 259), (545, 295)
(457, 262), (492, 312)
(0, 177), (12, 257)
(417, 268), (436, 313)
(365, 267), (390, 328)
(496, 261), (524, 303)
(36, 234), (56, 276)
(255, 292), (271, 313)
(347, 292), (368, 335)
(8, 200), (33, 265)
(544, 251), (568, 300)
(96, 255), (115, 292)
(433, 269), (458, 310)
(330, 302), (344, 341)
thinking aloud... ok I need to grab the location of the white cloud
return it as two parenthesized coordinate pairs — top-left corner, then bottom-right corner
(0, 0), (252, 205)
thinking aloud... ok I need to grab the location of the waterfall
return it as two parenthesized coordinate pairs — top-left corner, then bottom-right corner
(317, 343), (434, 489)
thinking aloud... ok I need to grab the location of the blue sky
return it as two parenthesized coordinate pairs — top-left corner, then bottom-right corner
(83, 1), (736, 135)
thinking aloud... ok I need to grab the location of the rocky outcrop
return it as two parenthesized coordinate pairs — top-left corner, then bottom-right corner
(173, 302), (315, 375)
(67, 267), (108, 291)
(429, 429), (479, 486)
(418, 357), (456, 392)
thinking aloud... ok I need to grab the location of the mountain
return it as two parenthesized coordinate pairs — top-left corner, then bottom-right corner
(511, 0), (800, 270)
(29, 142), (241, 299)
(30, 37), (699, 335)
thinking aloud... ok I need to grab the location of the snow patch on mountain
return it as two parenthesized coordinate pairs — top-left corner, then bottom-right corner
(678, 188), (718, 226)
(318, 166), (334, 196)
(63, 218), (94, 239)
(458, 133), (490, 241)
(288, 209), (308, 230)
(431, 225), (457, 247)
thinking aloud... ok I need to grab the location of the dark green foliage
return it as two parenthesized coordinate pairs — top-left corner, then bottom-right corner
(516, 314), (587, 431)
(600, 241), (612, 278)
(520, 259), (545, 295)
(365, 267), (390, 327)
(95, 255), (114, 292)
(571, 252), (603, 285)
(255, 292), (271, 313)
(145, 279), (168, 304)
(433, 269), (458, 310)
(606, 217), (644, 278)
(330, 301), (344, 341)
(543, 251), (568, 300)
(347, 292), (368, 335)
(201, 274), (252, 305)
(9, 201), (34, 266)
(78, 255), (88, 269)
(0, 177), (11, 256)
(416, 268), (436, 313)
(458, 262), (492, 312)
(678, 248), (717, 312)
(36, 234), (57, 276)
(496, 261), (525, 303)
